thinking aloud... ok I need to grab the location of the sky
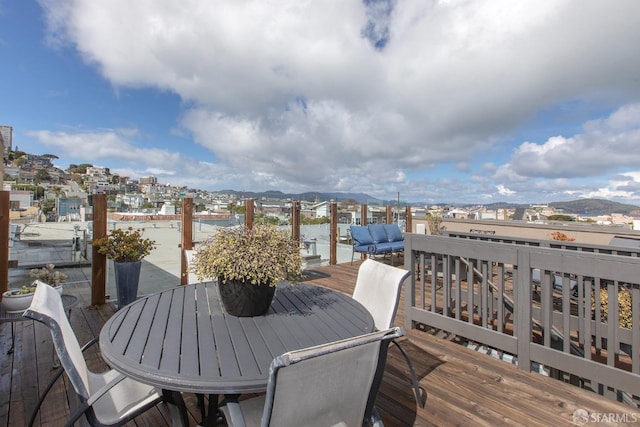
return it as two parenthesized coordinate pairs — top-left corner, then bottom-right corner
(2, 1), (640, 205)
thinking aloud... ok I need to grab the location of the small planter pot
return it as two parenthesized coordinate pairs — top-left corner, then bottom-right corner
(2, 291), (35, 313)
(2, 284), (63, 313)
(218, 279), (276, 317)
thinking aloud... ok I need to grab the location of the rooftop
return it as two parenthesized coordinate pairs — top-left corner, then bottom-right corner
(3, 261), (638, 426)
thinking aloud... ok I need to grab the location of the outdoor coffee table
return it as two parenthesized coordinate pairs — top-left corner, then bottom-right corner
(99, 281), (374, 426)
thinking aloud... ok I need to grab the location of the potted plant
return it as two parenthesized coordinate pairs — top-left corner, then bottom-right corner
(92, 227), (156, 309)
(190, 224), (303, 316)
(1, 264), (68, 312)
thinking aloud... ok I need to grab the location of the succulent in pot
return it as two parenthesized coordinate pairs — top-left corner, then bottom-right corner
(2, 264), (68, 312)
(92, 227), (156, 309)
(92, 227), (157, 263)
(190, 224), (303, 316)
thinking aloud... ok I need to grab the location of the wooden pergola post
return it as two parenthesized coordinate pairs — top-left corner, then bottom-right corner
(291, 201), (300, 243)
(405, 205), (412, 233)
(360, 204), (367, 261)
(180, 197), (193, 285)
(329, 202), (337, 265)
(244, 199), (254, 229)
(386, 205), (392, 224)
(0, 191), (9, 297)
(91, 194), (107, 305)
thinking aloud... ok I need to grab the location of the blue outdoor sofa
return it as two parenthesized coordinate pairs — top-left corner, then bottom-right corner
(350, 223), (405, 264)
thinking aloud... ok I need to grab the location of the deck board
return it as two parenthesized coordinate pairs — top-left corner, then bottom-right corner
(1, 260), (639, 426)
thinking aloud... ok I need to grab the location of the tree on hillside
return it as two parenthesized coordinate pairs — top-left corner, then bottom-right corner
(68, 163), (93, 174)
(34, 169), (51, 184)
(41, 199), (56, 217)
(14, 155), (28, 167)
(548, 214), (575, 222)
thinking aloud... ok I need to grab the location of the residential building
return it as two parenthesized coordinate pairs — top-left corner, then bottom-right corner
(57, 198), (84, 221)
(0, 124), (12, 154)
(139, 176), (158, 185)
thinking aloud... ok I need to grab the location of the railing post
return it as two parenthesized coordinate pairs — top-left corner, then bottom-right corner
(514, 247), (532, 371)
(360, 203), (368, 226)
(91, 194), (107, 305)
(330, 202), (337, 265)
(291, 201), (300, 243)
(404, 233), (416, 331)
(180, 197), (193, 285)
(244, 199), (254, 229)
(360, 204), (367, 261)
(0, 191), (9, 297)
(405, 205), (412, 233)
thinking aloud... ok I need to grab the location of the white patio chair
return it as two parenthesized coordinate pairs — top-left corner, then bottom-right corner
(220, 327), (404, 427)
(23, 283), (183, 427)
(352, 259), (424, 408)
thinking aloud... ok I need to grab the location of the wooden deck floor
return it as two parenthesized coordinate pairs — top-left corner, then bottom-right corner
(2, 261), (639, 426)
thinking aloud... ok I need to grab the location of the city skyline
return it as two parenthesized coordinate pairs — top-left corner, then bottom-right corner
(2, 1), (640, 205)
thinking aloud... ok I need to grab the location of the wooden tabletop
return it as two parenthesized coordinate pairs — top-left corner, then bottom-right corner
(99, 281), (374, 394)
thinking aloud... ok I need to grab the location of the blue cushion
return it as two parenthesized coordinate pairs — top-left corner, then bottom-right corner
(350, 226), (374, 245)
(384, 224), (404, 242)
(373, 242), (394, 253)
(368, 224), (388, 244)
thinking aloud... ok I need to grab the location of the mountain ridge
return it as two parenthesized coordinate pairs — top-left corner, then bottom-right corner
(216, 190), (640, 216)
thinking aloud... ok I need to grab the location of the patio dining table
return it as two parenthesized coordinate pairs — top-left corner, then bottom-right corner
(99, 281), (375, 426)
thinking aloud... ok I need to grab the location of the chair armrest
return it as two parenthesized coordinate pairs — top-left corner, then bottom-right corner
(86, 373), (127, 406)
(81, 336), (99, 351)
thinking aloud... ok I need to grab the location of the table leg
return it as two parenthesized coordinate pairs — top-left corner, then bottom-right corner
(163, 389), (189, 426)
(196, 393), (206, 421)
(202, 394), (220, 427)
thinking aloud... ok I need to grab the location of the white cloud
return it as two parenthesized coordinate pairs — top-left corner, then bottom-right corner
(501, 104), (640, 179)
(496, 185), (515, 196)
(34, 0), (640, 203)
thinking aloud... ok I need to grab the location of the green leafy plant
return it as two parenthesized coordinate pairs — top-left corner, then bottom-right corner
(190, 224), (303, 287)
(93, 227), (157, 263)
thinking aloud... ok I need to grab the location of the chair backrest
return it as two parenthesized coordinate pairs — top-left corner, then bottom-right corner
(261, 327), (403, 427)
(23, 283), (91, 399)
(352, 259), (411, 330)
(349, 225), (374, 246)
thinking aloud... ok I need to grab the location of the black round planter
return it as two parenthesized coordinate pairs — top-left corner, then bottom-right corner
(218, 279), (276, 317)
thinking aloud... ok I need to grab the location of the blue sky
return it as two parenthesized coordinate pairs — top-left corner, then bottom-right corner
(2, 1), (640, 205)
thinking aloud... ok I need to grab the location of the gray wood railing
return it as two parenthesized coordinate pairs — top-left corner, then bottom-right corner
(446, 230), (640, 257)
(403, 233), (640, 405)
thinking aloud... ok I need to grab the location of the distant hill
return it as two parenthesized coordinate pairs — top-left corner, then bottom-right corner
(549, 199), (640, 216)
(216, 189), (385, 205)
(215, 192), (640, 215)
